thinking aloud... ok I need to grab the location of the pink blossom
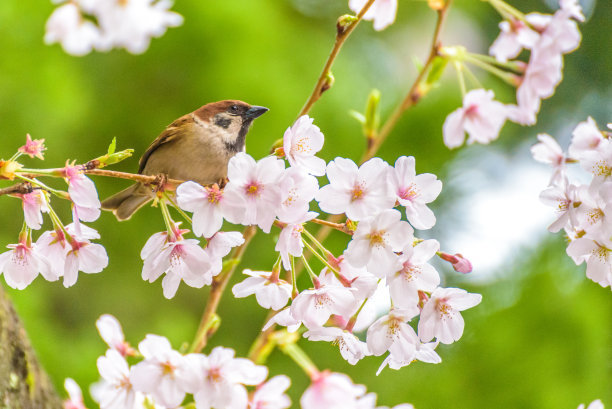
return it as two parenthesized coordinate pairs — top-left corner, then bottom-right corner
(130, 335), (188, 408)
(575, 184), (612, 237)
(316, 157), (395, 221)
(539, 178), (580, 233)
(0, 240), (56, 289)
(141, 234), (211, 299)
(63, 378), (87, 409)
(438, 252), (473, 274)
(304, 327), (370, 365)
(345, 209), (414, 278)
(96, 314), (135, 357)
(180, 347), (267, 409)
(531, 133), (566, 185)
(232, 269), (292, 310)
(578, 140), (612, 184)
(249, 375), (292, 409)
(300, 371), (367, 409)
(366, 308), (419, 358)
(205, 231), (245, 276)
(290, 284), (357, 329)
(388, 156), (442, 229)
(223, 153), (285, 233)
(577, 400), (605, 409)
(443, 89), (508, 148)
(376, 341), (441, 374)
(64, 164), (101, 222)
(275, 212), (317, 269)
(349, 0), (397, 31)
(95, 349), (141, 409)
(64, 238), (108, 287)
(489, 18), (540, 63)
(36, 229), (69, 277)
(176, 181), (226, 238)
(276, 167), (319, 223)
(567, 237), (612, 289)
(418, 287), (482, 344)
(283, 115), (326, 176)
(44, 3), (103, 56)
(569, 117), (607, 160)
(388, 239), (440, 310)
(263, 307), (302, 332)
(18, 134), (46, 160)
(18, 190), (49, 230)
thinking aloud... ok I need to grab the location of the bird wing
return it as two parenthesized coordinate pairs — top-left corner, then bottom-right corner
(138, 113), (193, 174)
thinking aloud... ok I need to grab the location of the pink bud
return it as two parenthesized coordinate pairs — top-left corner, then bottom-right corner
(18, 134), (46, 160)
(439, 252), (472, 274)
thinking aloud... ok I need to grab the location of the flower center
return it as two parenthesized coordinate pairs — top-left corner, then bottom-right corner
(351, 181), (366, 201)
(206, 186), (223, 204)
(435, 298), (451, 318)
(245, 181), (263, 198)
(398, 183), (418, 201)
(368, 230), (387, 248)
(161, 361), (176, 375)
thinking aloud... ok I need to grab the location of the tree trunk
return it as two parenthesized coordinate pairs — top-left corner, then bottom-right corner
(0, 286), (62, 409)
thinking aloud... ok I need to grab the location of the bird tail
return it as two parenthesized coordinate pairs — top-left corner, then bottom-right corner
(101, 184), (152, 221)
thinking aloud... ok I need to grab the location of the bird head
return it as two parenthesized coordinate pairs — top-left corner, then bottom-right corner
(194, 100), (269, 153)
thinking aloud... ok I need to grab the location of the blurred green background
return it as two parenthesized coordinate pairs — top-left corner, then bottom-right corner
(1, 0), (611, 408)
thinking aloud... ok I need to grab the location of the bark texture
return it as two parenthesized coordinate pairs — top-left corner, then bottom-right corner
(0, 286), (62, 409)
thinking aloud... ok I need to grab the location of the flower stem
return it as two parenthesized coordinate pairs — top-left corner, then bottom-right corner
(301, 237), (339, 275)
(163, 192), (192, 225)
(276, 332), (319, 378)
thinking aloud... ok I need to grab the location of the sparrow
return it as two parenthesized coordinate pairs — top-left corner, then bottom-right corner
(101, 100), (269, 221)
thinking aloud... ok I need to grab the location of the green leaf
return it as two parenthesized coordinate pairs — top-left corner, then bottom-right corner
(107, 137), (117, 155)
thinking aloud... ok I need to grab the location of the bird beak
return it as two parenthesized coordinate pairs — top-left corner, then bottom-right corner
(244, 106), (269, 119)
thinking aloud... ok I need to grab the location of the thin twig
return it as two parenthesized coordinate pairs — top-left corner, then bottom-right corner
(298, 0), (377, 117)
(0, 182), (33, 197)
(190, 225), (258, 353)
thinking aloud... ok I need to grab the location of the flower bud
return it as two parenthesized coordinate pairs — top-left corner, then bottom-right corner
(336, 14), (358, 36)
(439, 252), (472, 273)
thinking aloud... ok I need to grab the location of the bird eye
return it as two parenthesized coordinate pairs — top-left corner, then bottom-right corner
(229, 104), (239, 113)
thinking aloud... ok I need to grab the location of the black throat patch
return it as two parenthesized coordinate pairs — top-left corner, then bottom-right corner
(224, 119), (252, 153)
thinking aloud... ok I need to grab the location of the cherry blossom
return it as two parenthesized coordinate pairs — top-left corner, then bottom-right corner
(63, 378), (87, 409)
(366, 308), (420, 359)
(290, 283), (357, 329)
(388, 156), (442, 229)
(443, 89), (509, 148)
(276, 167), (319, 223)
(18, 190), (49, 230)
(95, 349), (140, 409)
(232, 269), (292, 310)
(566, 237), (612, 289)
(96, 314), (135, 357)
(349, 0), (397, 31)
(304, 327), (370, 365)
(569, 117), (607, 160)
(418, 287), (482, 344)
(263, 307), (302, 333)
(489, 18), (540, 63)
(300, 371), (367, 409)
(388, 239), (440, 310)
(283, 115), (326, 176)
(275, 211), (317, 269)
(63, 164), (101, 222)
(176, 181), (226, 238)
(18, 134), (46, 160)
(64, 237), (108, 287)
(438, 252), (473, 274)
(223, 153), (285, 233)
(44, 3), (103, 56)
(575, 184), (612, 236)
(577, 400), (605, 409)
(249, 375), (292, 409)
(376, 341), (441, 374)
(539, 178), (579, 233)
(130, 335), (188, 408)
(316, 157), (395, 221)
(531, 133), (566, 185)
(141, 234), (211, 299)
(345, 209), (414, 278)
(0, 240), (56, 289)
(205, 231), (245, 275)
(180, 347), (268, 409)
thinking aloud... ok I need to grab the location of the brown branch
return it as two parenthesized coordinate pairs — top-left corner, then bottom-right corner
(83, 169), (186, 189)
(310, 217), (353, 235)
(190, 225), (258, 353)
(361, 1), (452, 162)
(298, 0), (377, 117)
(0, 182), (33, 197)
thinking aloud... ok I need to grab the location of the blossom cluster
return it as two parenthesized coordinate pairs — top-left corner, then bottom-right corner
(166, 115), (482, 372)
(442, 0), (583, 149)
(63, 314), (415, 409)
(532, 118), (612, 288)
(45, 0), (183, 56)
(0, 136), (110, 289)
